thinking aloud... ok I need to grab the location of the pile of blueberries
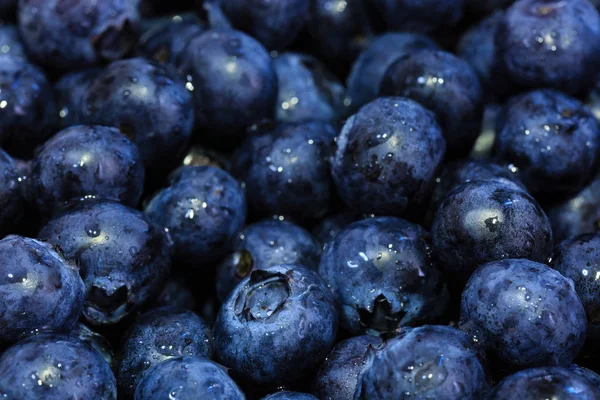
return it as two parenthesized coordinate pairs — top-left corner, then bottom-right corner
(2, 0), (600, 398)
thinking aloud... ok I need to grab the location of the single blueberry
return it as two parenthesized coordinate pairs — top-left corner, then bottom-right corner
(38, 200), (171, 325)
(54, 68), (101, 129)
(373, 0), (465, 35)
(356, 325), (490, 399)
(432, 179), (553, 280)
(134, 356), (245, 400)
(213, 265), (338, 387)
(0, 334), (117, 399)
(261, 392), (317, 400)
(331, 97), (446, 216)
(31, 125), (145, 215)
(68, 322), (114, 368)
(0, 148), (24, 237)
(0, 23), (26, 58)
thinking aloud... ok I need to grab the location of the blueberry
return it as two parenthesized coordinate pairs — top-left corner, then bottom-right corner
(331, 97), (446, 216)
(145, 166), (246, 267)
(38, 200), (171, 325)
(117, 308), (212, 397)
(319, 216), (448, 334)
(495, 0), (600, 94)
(273, 53), (345, 123)
(0, 148), (24, 237)
(373, 0), (465, 35)
(345, 33), (438, 114)
(31, 125), (144, 215)
(0, 334), (117, 399)
(460, 258), (587, 369)
(552, 233), (600, 342)
(219, 0), (309, 50)
(0, 235), (85, 345)
(18, 0), (140, 69)
(569, 364), (600, 387)
(312, 335), (383, 400)
(0, 54), (57, 157)
(0, 23), (27, 58)
(150, 278), (196, 311)
(494, 89), (600, 197)
(213, 265), (338, 387)
(178, 29), (278, 144)
(134, 356), (245, 400)
(216, 219), (320, 301)
(380, 50), (484, 157)
(231, 121), (337, 220)
(312, 210), (356, 249)
(54, 68), (101, 128)
(487, 367), (600, 399)
(356, 325), (490, 399)
(261, 392), (317, 400)
(432, 179), (553, 280)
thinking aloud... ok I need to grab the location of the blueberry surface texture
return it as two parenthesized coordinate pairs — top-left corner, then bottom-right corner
(38, 200), (171, 325)
(319, 216), (448, 334)
(459, 258), (587, 369)
(0, 334), (117, 399)
(331, 97), (446, 217)
(213, 265), (338, 388)
(31, 125), (145, 215)
(432, 179), (553, 280)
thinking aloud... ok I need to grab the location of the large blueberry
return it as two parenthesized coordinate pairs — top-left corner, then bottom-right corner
(38, 200), (171, 325)
(213, 265), (338, 387)
(373, 0), (465, 35)
(0, 23), (26, 58)
(459, 259), (587, 369)
(134, 356), (245, 400)
(495, 0), (600, 94)
(432, 179), (553, 280)
(117, 308), (212, 397)
(494, 89), (600, 197)
(232, 121), (337, 220)
(273, 53), (345, 123)
(31, 125), (144, 215)
(178, 29), (278, 144)
(380, 50), (483, 156)
(0, 334), (116, 399)
(319, 217), (448, 334)
(0, 54), (56, 157)
(0, 148), (24, 237)
(0, 236), (85, 345)
(18, 0), (140, 69)
(312, 335), (383, 400)
(215, 219), (320, 301)
(54, 68), (101, 129)
(356, 325), (490, 399)
(261, 392), (317, 400)
(145, 166), (246, 267)
(487, 367), (600, 400)
(345, 33), (438, 114)
(331, 97), (446, 216)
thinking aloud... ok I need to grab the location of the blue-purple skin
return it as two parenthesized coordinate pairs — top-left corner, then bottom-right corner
(31, 125), (144, 216)
(178, 29), (278, 144)
(214, 265), (338, 387)
(117, 308), (212, 397)
(552, 233), (600, 342)
(215, 219), (321, 301)
(495, 0), (600, 95)
(0, 54), (57, 157)
(0, 236), (85, 345)
(0, 0), (16, 19)
(68, 322), (114, 368)
(81, 58), (194, 171)
(145, 166), (246, 267)
(345, 33), (439, 114)
(219, 0), (309, 50)
(232, 122), (337, 220)
(312, 211), (356, 249)
(356, 325), (490, 400)
(54, 68), (101, 129)
(319, 217), (448, 334)
(380, 50), (484, 157)
(487, 367), (600, 400)
(569, 365), (600, 387)
(273, 53), (345, 123)
(373, 0), (465, 35)
(0, 148), (24, 237)
(312, 335), (383, 400)
(261, 392), (317, 400)
(305, 0), (373, 63)
(459, 259), (587, 369)
(18, 0), (140, 69)
(0, 334), (117, 400)
(0, 23), (26, 58)
(134, 356), (245, 400)
(432, 179), (553, 280)
(38, 201), (171, 326)
(331, 97), (446, 217)
(494, 90), (600, 197)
